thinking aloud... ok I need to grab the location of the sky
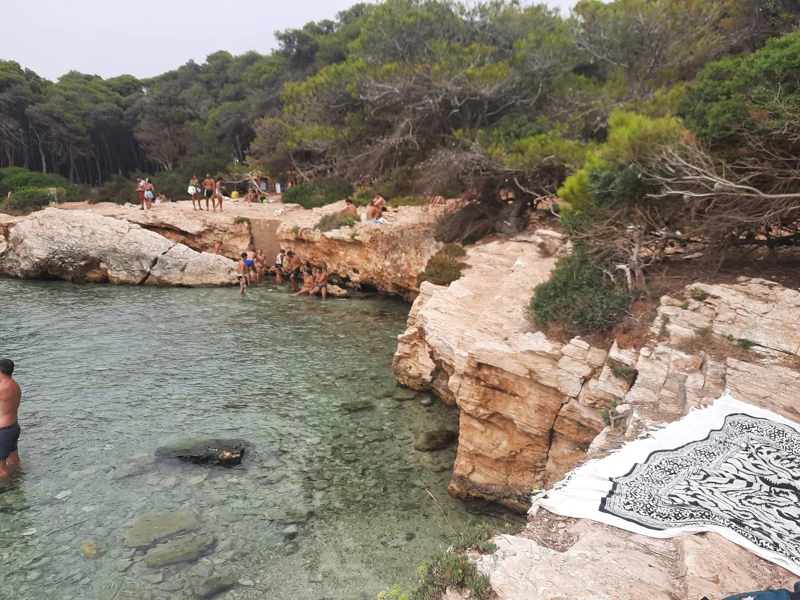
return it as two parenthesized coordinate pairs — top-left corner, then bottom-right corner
(0, 0), (577, 81)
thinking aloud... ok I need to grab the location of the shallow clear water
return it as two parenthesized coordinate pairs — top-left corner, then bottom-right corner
(0, 279), (503, 600)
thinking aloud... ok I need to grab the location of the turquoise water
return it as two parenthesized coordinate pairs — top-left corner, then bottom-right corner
(0, 279), (500, 600)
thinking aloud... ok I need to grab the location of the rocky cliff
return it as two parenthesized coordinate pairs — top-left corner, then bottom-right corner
(393, 229), (613, 512)
(0, 208), (235, 286)
(278, 202), (442, 299)
(468, 278), (800, 599)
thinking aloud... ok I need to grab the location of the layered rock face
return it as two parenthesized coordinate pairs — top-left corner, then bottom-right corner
(475, 278), (800, 599)
(278, 202), (441, 299)
(60, 202), (255, 258)
(0, 208), (235, 286)
(393, 230), (610, 512)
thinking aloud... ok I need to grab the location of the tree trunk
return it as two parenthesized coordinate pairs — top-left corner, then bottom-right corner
(39, 146), (47, 174)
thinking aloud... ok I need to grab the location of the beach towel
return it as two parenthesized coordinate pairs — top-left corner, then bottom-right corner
(532, 394), (800, 576)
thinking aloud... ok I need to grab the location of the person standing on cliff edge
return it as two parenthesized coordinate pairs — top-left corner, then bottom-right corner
(0, 359), (22, 482)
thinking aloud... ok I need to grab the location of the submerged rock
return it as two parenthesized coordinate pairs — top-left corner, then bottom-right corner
(191, 574), (236, 598)
(393, 387), (417, 401)
(80, 541), (104, 559)
(155, 438), (248, 466)
(144, 533), (216, 567)
(413, 430), (458, 452)
(124, 512), (198, 547)
(341, 401), (374, 412)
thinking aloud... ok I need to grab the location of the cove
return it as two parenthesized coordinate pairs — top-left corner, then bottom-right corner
(0, 278), (502, 599)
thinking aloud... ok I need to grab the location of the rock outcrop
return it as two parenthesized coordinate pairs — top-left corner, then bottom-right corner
(0, 208), (235, 286)
(394, 230), (611, 511)
(59, 202), (256, 258)
(278, 202), (441, 299)
(471, 278), (800, 599)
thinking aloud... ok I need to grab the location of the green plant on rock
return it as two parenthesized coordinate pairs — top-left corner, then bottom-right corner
(318, 212), (360, 232)
(291, 225), (301, 235)
(233, 216), (250, 225)
(529, 248), (628, 335)
(690, 288), (709, 301)
(450, 523), (498, 554)
(418, 244), (468, 287)
(737, 338), (757, 350)
(415, 551), (494, 600)
(377, 584), (410, 600)
(607, 359), (637, 385)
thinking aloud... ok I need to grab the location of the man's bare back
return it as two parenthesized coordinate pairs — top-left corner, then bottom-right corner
(0, 359), (22, 479)
(0, 373), (20, 429)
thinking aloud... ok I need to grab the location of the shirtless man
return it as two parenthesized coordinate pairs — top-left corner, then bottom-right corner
(287, 251), (302, 291)
(236, 253), (249, 295)
(202, 174), (215, 211)
(310, 266), (329, 300)
(255, 250), (267, 282)
(365, 202), (382, 222)
(372, 195), (387, 211)
(215, 178), (225, 212)
(0, 359), (22, 481)
(343, 199), (358, 217)
(245, 248), (257, 283)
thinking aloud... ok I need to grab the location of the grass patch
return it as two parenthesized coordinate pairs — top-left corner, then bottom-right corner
(418, 244), (468, 287)
(674, 328), (760, 362)
(607, 359), (637, 385)
(415, 551), (494, 600)
(291, 225), (300, 235)
(529, 248), (628, 336)
(317, 212), (360, 232)
(690, 287), (710, 301)
(233, 216), (250, 225)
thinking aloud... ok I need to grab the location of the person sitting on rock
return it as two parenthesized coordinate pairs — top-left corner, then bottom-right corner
(310, 266), (328, 300)
(343, 199), (358, 217)
(293, 268), (315, 297)
(372, 195), (387, 212)
(236, 253), (249, 295)
(364, 202), (383, 222)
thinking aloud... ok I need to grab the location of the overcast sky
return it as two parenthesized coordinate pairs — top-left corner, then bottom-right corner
(0, 0), (577, 81)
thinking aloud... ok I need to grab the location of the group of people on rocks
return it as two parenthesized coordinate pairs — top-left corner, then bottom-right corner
(236, 247), (329, 299)
(188, 174), (225, 212)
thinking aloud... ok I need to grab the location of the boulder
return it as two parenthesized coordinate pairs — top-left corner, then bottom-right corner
(124, 512), (198, 548)
(0, 208), (236, 286)
(414, 430), (458, 452)
(155, 438), (248, 466)
(327, 284), (350, 298)
(144, 533), (216, 567)
(341, 401), (374, 412)
(191, 574), (236, 598)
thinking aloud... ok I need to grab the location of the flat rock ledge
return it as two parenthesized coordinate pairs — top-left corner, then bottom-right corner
(0, 208), (235, 286)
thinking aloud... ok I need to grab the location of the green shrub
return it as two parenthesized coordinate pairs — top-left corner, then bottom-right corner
(450, 523), (498, 554)
(690, 287), (709, 301)
(93, 174), (137, 204)
(354, 187), (374, 206)
(2, 187), (65, 213)
(0, 168), (88, 201)
(418, 244), (468, 286)
(318, 212), (361, 232)
(283, 177), (354, 209)
(233, 216), (250, 225)
(529, 249), (628, 335)
(414, 552), (493, 600)
(737, 338), (757, 350)
(149, 171), (189, 201)
(608, 359), (637, 385)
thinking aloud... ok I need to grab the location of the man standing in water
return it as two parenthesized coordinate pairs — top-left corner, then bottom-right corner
(0, 359), (22, 482)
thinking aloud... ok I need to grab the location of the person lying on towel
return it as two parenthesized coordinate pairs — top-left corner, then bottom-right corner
(705, 582), (800, 600)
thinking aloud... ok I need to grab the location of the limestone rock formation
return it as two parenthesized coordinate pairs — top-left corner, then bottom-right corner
(61, 202), (255, 257)
(278, 202), (441, 299)
(0, 208), (235, 286)
(393, 231), (610, 511)
(474, 278), (800, 599)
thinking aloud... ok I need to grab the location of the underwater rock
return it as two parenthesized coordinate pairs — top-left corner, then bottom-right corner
(144, 534), (216, 567)
(393, 387), (417, 401)
(155, 438), (248, 466)
(190, 574), (236, 598)
(341, 401), (374, 412)
(80, 541), (104, 559)
(413, 430), (458, 452)
(124, 512), (198, 547)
